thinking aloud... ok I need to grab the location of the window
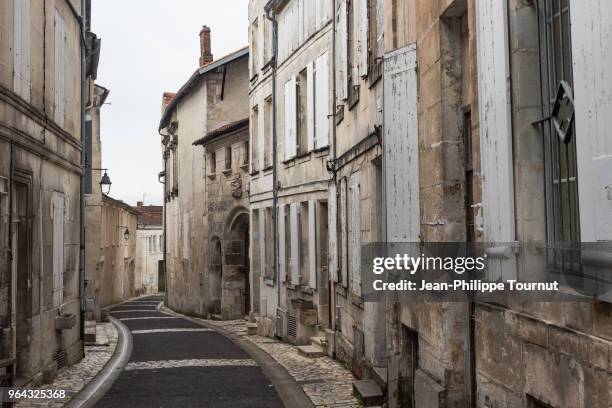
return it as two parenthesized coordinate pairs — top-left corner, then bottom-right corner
(251, 18), (259, 75)
(52, 192), (65, 308)
(527, 395), (553, 408)
(225, 146), (232, 171)
(264, 96), (272, 168)
(209, 150), (216, 174)
(13, 0), (31, 102)
(367, 0), (382, 84)
(347, 0), (360, 108)
(265, 208), (274, 279)
(159, 235), (164, 252)
(243, 141), (249, 166)
(153, 236), (157, 253)
(297, 68), (309, 155)
(251, 105), (260, 171)
(284, 76), (297, 160)
(536, 0), (579, 270)
(54, 8), (66, 126)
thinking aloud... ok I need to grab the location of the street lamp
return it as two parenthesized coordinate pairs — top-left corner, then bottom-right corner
(93, 168), (112, 195)
(117, 225), (130, 241)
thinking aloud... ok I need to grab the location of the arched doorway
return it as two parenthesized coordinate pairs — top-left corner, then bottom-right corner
(226, 211), (250, 318)
(209, 236), (222, 315)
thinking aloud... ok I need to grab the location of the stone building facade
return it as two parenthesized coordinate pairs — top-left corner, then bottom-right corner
(134, 202), (163, 296)
(0, 0), (94, 385)
(194, 119), (250, 320)
(159, 28), (249, 318)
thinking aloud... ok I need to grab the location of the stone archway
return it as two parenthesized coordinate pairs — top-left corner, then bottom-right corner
(222, 209), (250, 319)
(209, 236), (222, 316)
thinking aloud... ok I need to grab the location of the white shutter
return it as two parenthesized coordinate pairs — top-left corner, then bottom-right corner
(279, 205), (286, 282)
(284, 76), (297, 160)
(13, 0), (31, 102)
(336, 0), (348, 102)
(54, 9), (66, 127)
(350, 173), (361, 296)
(571, 0), (612, 241)
(315, 52), (329, 148)
(476, 0), (517, 280)
(298, 0), (305, 43)
(352, 0), (366, 78)
(328, 182), (338, 282)
(383, 44), (420, 242)
(308, 200), (317, 289)
(306, 62), (315, 151)
(52, 192), (65, 308)
(258, 102), (265, 170)
(183, 211), (190, 259)
(258, 16), (265, 70)
(358, 0), (368, 76)
(290, 203), (300, 286)
(340, 177), (348, 287)
(259, 209), (266, 278)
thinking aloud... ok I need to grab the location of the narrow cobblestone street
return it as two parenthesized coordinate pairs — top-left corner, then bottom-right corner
(95, 295), (284, 407)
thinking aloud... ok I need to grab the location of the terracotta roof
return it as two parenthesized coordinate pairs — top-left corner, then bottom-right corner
(136, 205), (163, 226)
(193, 118), (249, 146)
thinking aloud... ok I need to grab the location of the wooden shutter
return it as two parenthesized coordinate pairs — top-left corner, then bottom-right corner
(258, 15), (265, 70)
(13, 0), (31, 102)
(54, 8), (66, 127)
(476, 0), (517, 280)
(52, 192), (65, 308)
(336, 0), (348, 102)
(383, 44), (420, 242)
(340, 177), (348, 287)
(290, 203), (300, 286)
(279, 205), (286, 282)
(259, 209), (266, 278)
(308, 200), (317, 289)
(350, 173), (361, 296)
(284, 76), (297, 160)
(315, 52), (329, 148)
(571, 0), (612, 241)
(328, 181), (338, 282)
(358, 0), (368, 76)
(307, 62), (315, 151)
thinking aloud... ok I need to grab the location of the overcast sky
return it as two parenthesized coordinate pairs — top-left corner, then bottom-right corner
(92, 0), (249, 206)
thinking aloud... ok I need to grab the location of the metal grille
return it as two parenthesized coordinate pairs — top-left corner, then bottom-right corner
(536, 0), (580, 272)
(287, 314), (297, 339)
(54, 350), (67, 370)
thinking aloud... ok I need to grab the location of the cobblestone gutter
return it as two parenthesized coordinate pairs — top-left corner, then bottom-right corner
(15, 323), (118, 408)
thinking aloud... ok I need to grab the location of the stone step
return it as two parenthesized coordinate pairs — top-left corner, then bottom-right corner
(372, 366), (388, 391)
(310, 336), (328, 347)
(297, 344), (324, 358)
(353, 379), (384, 407)
(246, 323), (258, 335)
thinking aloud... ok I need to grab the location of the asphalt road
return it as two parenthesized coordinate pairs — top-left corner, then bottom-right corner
(94, 295), (284, 408)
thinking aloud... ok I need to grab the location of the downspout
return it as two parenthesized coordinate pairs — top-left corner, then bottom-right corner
(78, 0), (87, 348)
(331, 0), (339, 358)
(264, 6), (280, 337)
(158, 131), (169, 306)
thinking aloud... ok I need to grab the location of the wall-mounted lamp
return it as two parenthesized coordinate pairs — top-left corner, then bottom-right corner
(93, 168), (112, 195)
(117, 225), (130, 241)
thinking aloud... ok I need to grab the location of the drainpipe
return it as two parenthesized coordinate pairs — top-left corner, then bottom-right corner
(265, 6), (280, 337)
(158, 130), (169, 307)
(77, 0), (87, 349)
(331, 0), (339, 357)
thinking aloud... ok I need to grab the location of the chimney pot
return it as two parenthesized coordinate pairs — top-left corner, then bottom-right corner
(137, 201), (143, 207)
(199, 25), (213, 67)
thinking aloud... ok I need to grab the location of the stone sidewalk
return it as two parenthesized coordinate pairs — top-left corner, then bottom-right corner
(15, 322), (118, 408)
(199, 319), (361, 408)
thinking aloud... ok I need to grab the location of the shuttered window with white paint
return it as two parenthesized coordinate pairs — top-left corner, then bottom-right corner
(476, 0), (517, 280)
(306, 62), (316, 151)
(570, 0), (612, 241)
(13, 0), (31, 102)
(315, 52), (329, 148)
(350, 173), (361, 296)
(284, 76), (297, 160)
(340, 177), (348, 287)
(259, 208), (266, 280)
(54, 8), (66, 127)
(52, 192), (65, 308)
(328, 181), (338, 282)
(279, 205), (286, 282)
(290, 203), (300, 286)
(257, 102), (265, 171)
(308, 200), (317, 289)
(336, 0), (348, 102)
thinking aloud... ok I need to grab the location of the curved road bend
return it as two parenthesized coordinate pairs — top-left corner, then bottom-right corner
(95, 295), (284, 408)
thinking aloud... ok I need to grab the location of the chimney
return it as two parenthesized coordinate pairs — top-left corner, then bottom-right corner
(137, 201), (143, 207)
(199, 25), (213, 66)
